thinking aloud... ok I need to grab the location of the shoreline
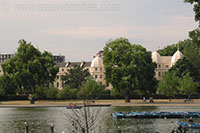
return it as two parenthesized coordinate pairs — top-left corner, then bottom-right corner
(0, 99), (200, 108)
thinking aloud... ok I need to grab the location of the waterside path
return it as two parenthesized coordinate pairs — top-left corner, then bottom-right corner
(0, 99), (200, 108)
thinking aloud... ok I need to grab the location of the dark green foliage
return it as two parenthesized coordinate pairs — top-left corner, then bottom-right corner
(34, 86), (58, 99)
(46, 87), (58, 99)
(0, 75), (17, 95)
(56, 86), (78, 99)
(184, 29), (200, 68)
(169, 58), (190, 76)
(157, 71), (180, 98)
(77, 78), (105, 99)
(158, 41), (187, 56)
(62, 65), (90, 89)
(178, 72), (198, 96)
(158, 27), (200, 92)
(34, 86), (48, 99)
(1, 40), (59, 95)
(103, 38), (157, 102)
(170, 57), (200, 82)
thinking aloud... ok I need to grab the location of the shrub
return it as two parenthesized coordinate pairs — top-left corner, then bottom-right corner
(46, 87), (58, 99)
(57, 86), (78, 99)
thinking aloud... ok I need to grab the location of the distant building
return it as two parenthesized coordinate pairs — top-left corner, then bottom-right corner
(0, 53), (65, 76)
(54, 50), (112, 90)
(0, 53), (15, 76)
(0, 53), (15, 63)
(53, 55), (65, 64)
(55, 61), (91, 90)
(152, 50), (183, 80)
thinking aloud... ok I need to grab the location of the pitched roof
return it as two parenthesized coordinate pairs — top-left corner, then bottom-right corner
(56, 62), (91, 68)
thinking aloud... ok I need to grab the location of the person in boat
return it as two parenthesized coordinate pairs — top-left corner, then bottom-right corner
(189, 117), (193, 123)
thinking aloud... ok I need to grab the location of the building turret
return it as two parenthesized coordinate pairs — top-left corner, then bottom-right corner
(171, 50), (183, 66)
(152, 51), (160, 63)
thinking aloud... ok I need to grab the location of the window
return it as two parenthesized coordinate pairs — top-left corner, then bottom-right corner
(100, 75), (102, 79)
(100, 68), (102, 71)
(106, 83), (109, 87)
(166, 65), (168, 68)
(62, 69), (64, 71)
(95, 68), (98, 71)
(158, 64), (161, 68)
(57, 82), (59, 88)
(95, 75), (98, 79)
(56, 76), (59, 79)
(158, 72), (161, 76)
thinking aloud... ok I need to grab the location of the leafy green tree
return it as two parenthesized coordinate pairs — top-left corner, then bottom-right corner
(34, 86), (48, 100)
(184, 0), (200, 24)
(103, 38), (157, 102)
(56, 86), (78, 99)
(46, 87), (58, 99)
(1, 40), (59, 95)
(159, 28), (200, 90)
(184, 29), (200, 67)
(170, 57), (200, 83)
(34, 86), (59, 100)
(56, 87), (71, 99)
(0, 75), (17, 95)
(62, 64), (90, 89)
(77, 78), (105, 100)
(157, 41), (187, 56)
(157, 72), (180, 101)
(178, 73), (198, 98)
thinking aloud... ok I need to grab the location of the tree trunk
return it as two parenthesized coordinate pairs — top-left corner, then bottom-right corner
(169, 96), (172, 102)
(125, 92), (130, 103)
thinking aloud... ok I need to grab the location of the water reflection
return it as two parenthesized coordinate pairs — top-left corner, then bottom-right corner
(0, 106), (199, 133)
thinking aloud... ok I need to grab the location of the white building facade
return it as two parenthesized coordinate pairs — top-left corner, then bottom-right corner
(152, 50), (183, 80)
(54, 51), (112, 90)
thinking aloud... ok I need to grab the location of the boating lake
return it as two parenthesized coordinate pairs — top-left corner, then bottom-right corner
(0, 106), (200, 133)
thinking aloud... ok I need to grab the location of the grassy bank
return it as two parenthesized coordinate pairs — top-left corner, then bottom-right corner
(0, 99), (200, 106)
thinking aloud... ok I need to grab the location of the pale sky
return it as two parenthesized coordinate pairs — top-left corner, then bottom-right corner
(0, 0), (198, 61)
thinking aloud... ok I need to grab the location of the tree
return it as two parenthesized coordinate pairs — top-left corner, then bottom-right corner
(184, 29), (200, 67)
(184, 0), (200, 24)
(157, 41), (187, 56)
(1, 40), (59, 95)
(34, 85), (59, 100)
(170, 57), (200, 82)
(158, 28), (200, 91)
(77, 78), (105, 100)
(46, 87), (58, 99)
(178, 73), (198, 98)
(157, 72), (180, 101)
(103, 38), (157, 102)
(62, 64), (90, 89)
(56, 86), (78, 99)
(0, 75), (17, 95)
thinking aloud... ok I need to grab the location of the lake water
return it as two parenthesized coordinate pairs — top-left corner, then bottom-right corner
(0, 106), (200, 133)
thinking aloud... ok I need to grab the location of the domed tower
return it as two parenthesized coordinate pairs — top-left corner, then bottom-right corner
(151, 51), (160, 63)
(90, 53), (105, 84)
(171, 50), (183, 66)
